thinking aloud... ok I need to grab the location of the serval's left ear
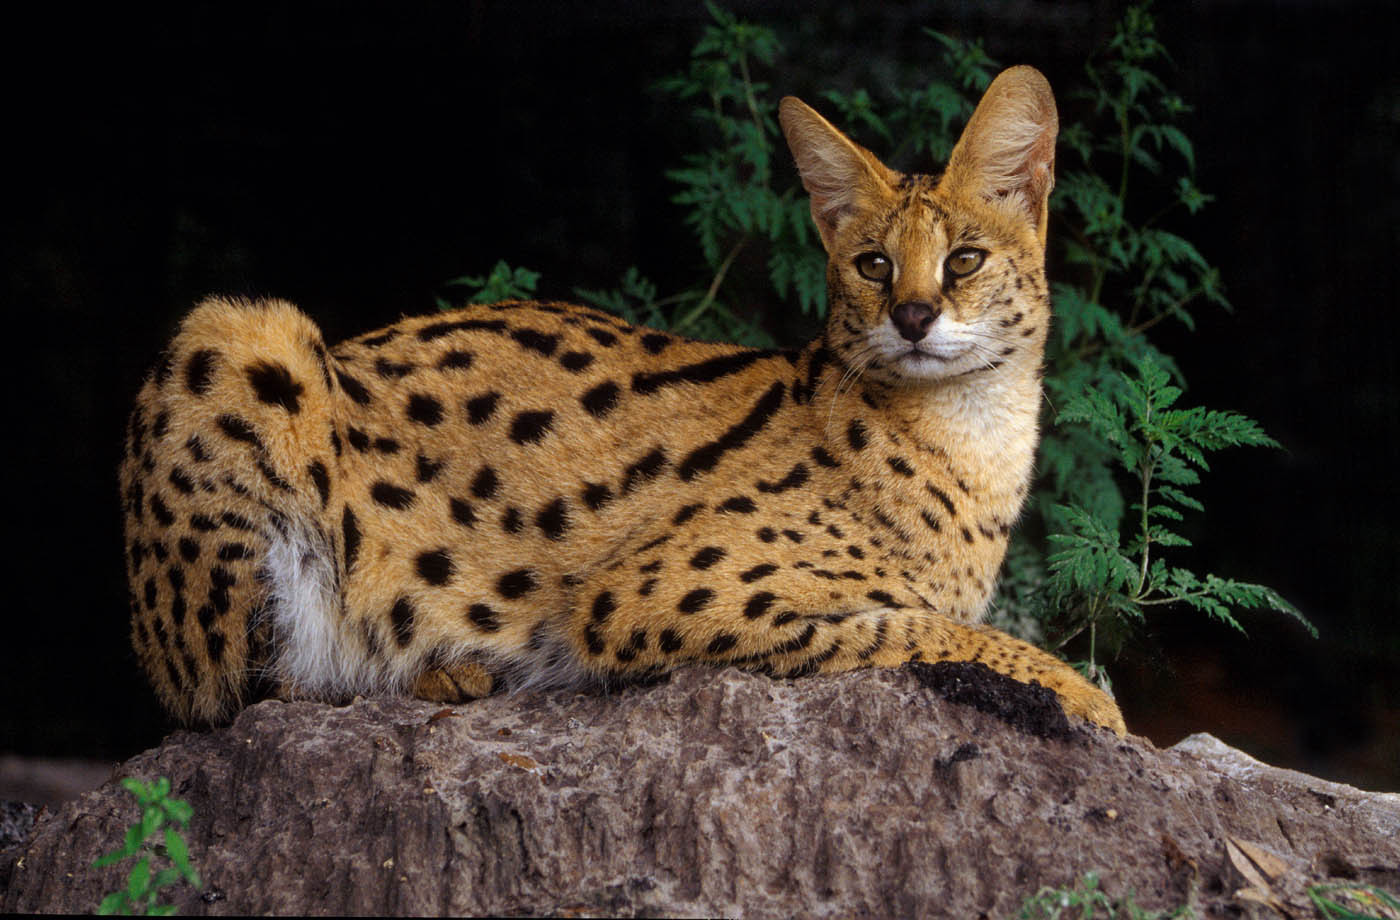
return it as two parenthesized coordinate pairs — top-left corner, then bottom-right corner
(943, 65), (1058, 247)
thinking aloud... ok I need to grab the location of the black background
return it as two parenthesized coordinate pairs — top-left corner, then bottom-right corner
(5, 1), (1396, 789)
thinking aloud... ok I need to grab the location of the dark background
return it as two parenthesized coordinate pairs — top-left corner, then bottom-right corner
(5, 1), (1396, 790)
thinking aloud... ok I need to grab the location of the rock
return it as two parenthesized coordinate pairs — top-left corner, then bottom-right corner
(3, 665), (1397, 916)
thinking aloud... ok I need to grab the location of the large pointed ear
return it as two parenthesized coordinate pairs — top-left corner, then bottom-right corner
(942, 66), (1058, 246)
(779, 97), (898, 251)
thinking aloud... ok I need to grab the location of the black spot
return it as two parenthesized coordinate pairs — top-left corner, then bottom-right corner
(342, 506), (361, 570)
(887, 456), (915, 477)
(581, 482), (613, 511)
(308, 460), (330, 507)
(216, 415), (262, 449)
(143, 577), (157, 610)
(962, 527), (975, 543)
(335, 370), (372, 405)
(585, 327), (618, 347)
(621, 448), (668, 494)
(502, 507), (524, 534)
(437, 349), (474, 370)
(847, 419), (869, 451)
(208, 566), (236, 614)
(706, 634), (738, 655)
(584, 624), (606, 655)
(221, 511), (255, 531)
(151, 411), (169, 440)
(168, 468), (195, 495)
(190, 514), (218, 532)
(449, 497), (476, 527)
(466, 391), (501, 425)
(185, 435), (211, 463)
(782, 529), (805, 543)
(361, 329), (399, 347)
(756, 462), (810, 494)
(178, 537), (200, 562)
(418, 317), (509, 341)
(811, 446), (840, 468)
(580, 381), (621, 418)
(206, 629), (226, 663)
(718, 495), (757, 514)
(591, 591), (617, 622)
(632, 350), (775, 395)
(185, 349), (217, 395)
(672, 503), (704, 526)
(659, 629), (684, 653)
(217, 543), (252, 561)
(865, 589), (903, 608)
(847, 545), (866, 559)
(389, 597), (417, 647)
(792, 347), (833, 405)
(509, 410), (555, 444)
(416, 548), (454, 586)
(690, 546), (726, 569)
(536, 498), (570, 540)
(677, 381), (786, 481)
(471, 466), (499, 499)
(920, 510), (941, 531)
(153, 353), (173, 386)
(926, 483), (958, 517)
(246, 361), (304, 413)
(329, 429), (342, 457)
(375, 357), (414, 379)
(638, 578), (658, 596)
(149, 493), (175, 527)
(559, 351), (594, 372)
(740, 563), (778, 583)
(370, 481), (416, 509)
(467, 603), (501, 632)
(641, 333), (672, 354)
(347, 427), (370, 451)
(743, 592), (777, 619)
(678, 588), (714, 614)
(512, 328), (559, 356)
(372, 437), (401, 455)
(406, 393), (444, 426)
(756, 527), (777, 543)
(773, 611), (800, 628)
(416, 454), (444, 483)
(497, 569), (538, 599)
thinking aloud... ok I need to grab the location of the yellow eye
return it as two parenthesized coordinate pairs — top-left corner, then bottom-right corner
(854, 252), (892, 282)
(945, 249), (986, 277)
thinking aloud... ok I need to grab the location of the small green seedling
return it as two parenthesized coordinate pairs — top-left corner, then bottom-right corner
(1013, 871), (1190, 919)
(94, 776), (201, 916)
(1307, 883), (1400, 920)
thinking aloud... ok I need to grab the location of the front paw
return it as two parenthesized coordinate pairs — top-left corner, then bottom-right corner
(1055, 678), (1126, 736)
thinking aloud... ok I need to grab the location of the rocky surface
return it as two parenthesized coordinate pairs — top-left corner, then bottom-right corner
(3, 664), (1397, 916)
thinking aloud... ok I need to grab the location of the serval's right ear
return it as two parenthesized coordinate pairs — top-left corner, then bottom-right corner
(779, 97), (899, 252)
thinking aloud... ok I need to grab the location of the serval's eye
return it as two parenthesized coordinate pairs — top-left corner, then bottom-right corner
(854, 252), (892, 282)
(945, 248), (986, 277)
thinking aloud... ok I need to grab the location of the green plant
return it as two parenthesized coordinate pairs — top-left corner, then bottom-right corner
(437, 259), (541, 308)
(1307, 883), (1400, 920)
(1013, 871), (1190, 919)
(94, 776), (201, 916)
(443, 1), (1309, 684)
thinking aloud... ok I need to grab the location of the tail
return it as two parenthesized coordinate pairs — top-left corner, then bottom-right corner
(121, 296), (346, 722)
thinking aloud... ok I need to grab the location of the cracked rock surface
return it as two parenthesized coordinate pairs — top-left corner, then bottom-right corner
(3, 665), (1396, 916)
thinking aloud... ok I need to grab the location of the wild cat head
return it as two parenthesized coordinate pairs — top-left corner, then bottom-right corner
(780, 66), (1058, 387)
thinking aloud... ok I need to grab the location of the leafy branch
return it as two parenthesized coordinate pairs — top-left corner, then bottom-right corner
(94, 776), (201, 915)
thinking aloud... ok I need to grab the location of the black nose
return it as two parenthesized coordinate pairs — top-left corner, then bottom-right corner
(892, 301), (939, 342)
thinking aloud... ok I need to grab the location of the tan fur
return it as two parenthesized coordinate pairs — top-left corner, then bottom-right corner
(119, 67), (1124, 734)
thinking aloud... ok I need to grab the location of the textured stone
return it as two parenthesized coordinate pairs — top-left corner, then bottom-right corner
(3, 665), (1397, 916)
